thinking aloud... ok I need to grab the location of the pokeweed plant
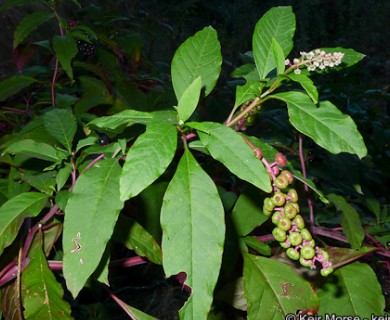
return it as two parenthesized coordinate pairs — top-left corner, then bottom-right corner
(0, 2), (387, 319)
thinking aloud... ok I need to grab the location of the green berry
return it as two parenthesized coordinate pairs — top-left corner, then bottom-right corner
(287, 188), (298, 203)
(289, 232), (302, 246)
(275, 153), (287, 167)
(320, 249), (330, 260)
(280, 170), (294, 184)
(299, 257), (313, 268)
(286, 248), (300, 260)
(263, 208), (273, 216)
(290, 202), (300, 213)
(271, 211), (284, 225)
(274, 176), (289, 189)
(271, 192), (286, 207)
(301, 228), (312, 241)
(293, 215), (305, 229)
(278, 217), (292, 231)
(272, 227), (287, 242)
(279, 239), (291, 248)
(284, 203), (298, 219)
(263, 197), (275, 212)
(320, 267), (334, 277)
(301, 246), (315, 259)
(306, 239), (316, 247)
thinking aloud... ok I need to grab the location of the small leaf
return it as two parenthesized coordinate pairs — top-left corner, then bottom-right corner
(86, 110), (152, 131)
(243, 253), (319, 319)
(273, 92), (367, 158)
(242, 236), (272, 256)
(161, 149), (225, 320)
(63, 158), (124, 297)
(44, 109), (77, 153)
(171, 26), (222, 100)
(289, 168), (328, 203)
(317, 262), (385, 317)
(198, 122), (272, 192)
(177, 76), (202, 123)
(284, 73), (318, 103)
(328, 194), (365, 249)
(120, 124), (177, 201)
(14, 11), (53, 48)
(234, 81), (263, 108)
(253, 7), (295, 79)
(52, 35), (78, 81)
(0, 75), (37, 101)
(271, 38), (285, 75)
(0, 192), (49, 256)
(231, 63), (259, 82)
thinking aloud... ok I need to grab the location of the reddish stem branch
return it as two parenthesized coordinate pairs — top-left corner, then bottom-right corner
(51, 59), (59, 107)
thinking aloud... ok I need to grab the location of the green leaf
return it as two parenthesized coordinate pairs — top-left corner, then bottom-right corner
(242, 236), (271, 256)
(109, 294), (157, 320)
(243, 253), (319, 319)
(113, 216), (162, 265)
(171, 26), (222, 100)
(231, 63), (259, 82)
(252, 7), (295, 79)
(0, 280), (24, 319)
(177, 76), (202, 123)
(21, 171), (57, 195)
(198, 122), (272, 192)
(52, 35), (78, 81)
(319, 47), (365, 69)
(231, 186), (269, 236)
(0, 192), (49, 256)
(44, 109), (77, 153)
(120, 124), (177, 201)
(273, 92), (367, 159)
(56, 165), (71, 191)
(317, 262), (385, 317)
(86, 110), (152, 131)
(284, 73), (318, 103)
(325, 247), (377, 269)
(271, 38), (285, 75)
(63, 158), (124, 297)
(0, 75), (37, 101)
(161, 149), (225, 320)
(4, 139), (69, 162)
(0, 0), (43, 12)
(328, 194), (365, 249)
(22, 239), (73, 319)
(14, 11), (53, 48)
(234, 81), (263, 108)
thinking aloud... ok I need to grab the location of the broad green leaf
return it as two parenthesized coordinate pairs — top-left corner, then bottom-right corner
(52, 35), (78, 81)
(0, 75), (37, 101)
(243, 253), (319, 319)
(86, 109), (152, 131)
(56, 165), (71, 191)
(21, 171), (56, 195)
(319, 47), (365, 69)
(284, 73), (318, 103)
(120, 124), (177, 201)
(325, 247), (377, 269)
(252, 7), (295, 79)
(231, 186), (269, 236)
(0, 0), (42, 12)
(328, 194), (365, 249)
(242, 236), (271, 256)
(317, 262), (385, 317)
(4, 139), (69, 162)
(113, 216), (162, 265)
(271, 38), (285, 75)
(198, 122), (272, 192)
(231, 63), (260, 82)
(177, 76), (202, 123)
(171, 26), (222, 100)
(273, 92), (367, 158)
(63, 158), (124, 297)
(234, 81), (263, 108)
(14, 11), (53, 48)
(44, 109), (77, 153)
(22, 240), (73, 319)
(161, 150), (225, 320)
(0, 192), (49, 256)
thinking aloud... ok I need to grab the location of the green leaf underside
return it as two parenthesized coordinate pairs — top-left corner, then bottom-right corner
(177, 76), (202, 122)
(284, 73), (318, 103)
(171, 26), (222, 101)
(14, 11), (53, 48)
(317, 262), (385, 317)
(0, 75), (37, 102)
(253, 6), (295, 79)
(0, 192), (49, 256)
(120, 124), (177, 201)
(273, 92), (367, 158)
(22, 242), (73, 319)
(161, 149), (225, 320)
(198, 122), (272, 192)
(243, 253), (319, 319)
(44, 109), (77, 153)
(52, 35), (78, 81)
(328, 194), (365, 249)
(63, 158), (124, 297)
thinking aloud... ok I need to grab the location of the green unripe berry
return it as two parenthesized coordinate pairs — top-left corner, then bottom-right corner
(263, 208), (273, 216)
(301, 246), (315, 259)
(271, 192), (286, 207)
(287, 188), (299, 203)
(290, 202), (300, 213)
(306, 239), (316, 247)
(299, 257), (313, 268)
(245, 115), (255, 125)
(284, 203), (298, 219)
(320, 267), (334, 277)
(280, 170), (294, 184)
(274, 176), (289, 189)
(286, 248), (300, 260)
(301, 228), (312, 241)
(293, 215), (305, 229)
(263, 197), (275, 212)
(278, 217), (292, 231)
(271, 211), (284, 225)
(289, 232), (302, 246)
(320, 249), (330, 260)
(279, 239), (291, 248)
(272, 227), (287, 242)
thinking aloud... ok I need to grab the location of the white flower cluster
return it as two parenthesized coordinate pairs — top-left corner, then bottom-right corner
(285, 49), (345, 74)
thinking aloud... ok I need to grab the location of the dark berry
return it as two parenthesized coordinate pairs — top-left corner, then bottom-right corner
(275, 153), (287, 167)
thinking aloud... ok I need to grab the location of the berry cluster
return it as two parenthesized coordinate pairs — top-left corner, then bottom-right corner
(263, 153), (333, 276)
